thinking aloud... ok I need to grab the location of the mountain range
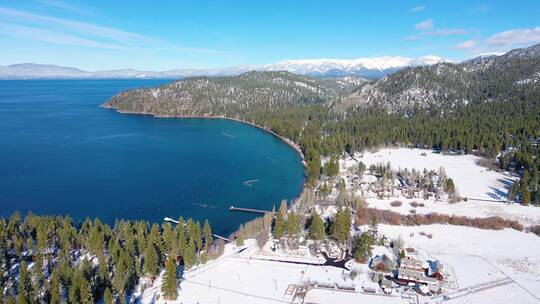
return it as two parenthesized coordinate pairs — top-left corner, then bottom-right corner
(0, 55), (446, 80)
(338, 43), (540, 112)
(103, 43), (540, 117)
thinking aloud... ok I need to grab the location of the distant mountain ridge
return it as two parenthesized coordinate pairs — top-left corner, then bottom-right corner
(0, 55), (447, 80)
(263, 55), (446, 78)
(103, 43), (540, 119)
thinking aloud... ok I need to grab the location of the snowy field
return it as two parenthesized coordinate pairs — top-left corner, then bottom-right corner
(349, 148), (515, 201)
(134, 225), (540, 304)
(366, 197), (540, 226)
(134, 239), (404, 304)
(340, 148), (540, 225)
(378, 224), (540, 304)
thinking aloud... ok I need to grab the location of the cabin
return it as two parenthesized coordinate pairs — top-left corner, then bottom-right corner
(369, 254), (396, 274)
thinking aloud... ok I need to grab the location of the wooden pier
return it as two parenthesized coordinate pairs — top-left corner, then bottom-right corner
(229, 206), (272, 215)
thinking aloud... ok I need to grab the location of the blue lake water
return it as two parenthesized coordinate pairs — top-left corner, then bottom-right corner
(0, 80), (305, 235)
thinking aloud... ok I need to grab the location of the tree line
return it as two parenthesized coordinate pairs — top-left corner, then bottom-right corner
(0, 213), (220, 303)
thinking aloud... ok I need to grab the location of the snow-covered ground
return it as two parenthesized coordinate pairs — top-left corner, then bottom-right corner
(133, 224), (540, 304)
(134, 239), (382, 304)
(367, 197), (540, 226)
(334, 148), (540, 226)
(351, 148), (515, 201)
(378, 224), (540, 304)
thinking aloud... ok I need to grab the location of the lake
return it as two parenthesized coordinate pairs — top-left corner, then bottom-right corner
(0, 80), (305, 235)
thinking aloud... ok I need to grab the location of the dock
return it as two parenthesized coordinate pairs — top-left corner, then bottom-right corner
(229, 206), (272, 215)
(163, 217), (231, 242)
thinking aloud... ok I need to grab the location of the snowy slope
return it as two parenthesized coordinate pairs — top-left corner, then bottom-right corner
(264, 56), (447, 78)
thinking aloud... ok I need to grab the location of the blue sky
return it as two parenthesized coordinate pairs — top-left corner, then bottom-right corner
(0, 0), (539, 70)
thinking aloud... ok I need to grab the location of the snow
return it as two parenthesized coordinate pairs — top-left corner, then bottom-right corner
(304, 289), (403, 304)
(377, 224), (540, 303)
(264, 56), (446, 74)
(136, 253), (356, 303)
(366, 197), (540, 226)
(333, 148), (540, 225)
(353, 148), (515, 201)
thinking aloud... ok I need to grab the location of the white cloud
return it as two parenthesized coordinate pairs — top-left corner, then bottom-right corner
(455, 40), (477, 49)
(409, 5), (425, 13)
(415, 19), (433, 30)
(425, 28), (468, 36)
(0, 7), (221, 54)
(487, 27), (540, 46)
(0, 21), (123, 49)
(35, 0), (95, 16)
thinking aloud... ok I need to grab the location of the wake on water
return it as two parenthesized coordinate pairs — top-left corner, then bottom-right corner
(221, 131), (235, 138)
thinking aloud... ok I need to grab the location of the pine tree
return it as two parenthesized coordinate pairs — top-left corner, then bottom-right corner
(308, 210), (325, 241)
(332, 208), (352, 248)
(143, 244), (159, 279)
(194, 222), (203, 253)
(183, 241), (197, 269)
(162, 223), (177, 254)
(49, 268), (61, 304)
(17, 261), (30, 304)
(176, 218), (187, 260)
(273, 212), (286, 239)
(78, 273), (93, 304)
(352, 233), (374, 263)
(161, 257), (178, 301)
(104, 287), (113, 304)
(203, 220), (213, 251)
(286, 211), (299, 238)
(523, 190), (531, 205)
(148, 224), (164, 261)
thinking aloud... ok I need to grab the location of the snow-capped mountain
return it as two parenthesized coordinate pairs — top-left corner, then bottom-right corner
(0, 56), (447, 80)
(264, 56), (447, 78)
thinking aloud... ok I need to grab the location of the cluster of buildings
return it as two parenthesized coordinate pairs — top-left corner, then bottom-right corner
(368, 247), (445, 296)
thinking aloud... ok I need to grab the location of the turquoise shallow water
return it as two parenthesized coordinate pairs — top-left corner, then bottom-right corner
(0, 80), (305, 235)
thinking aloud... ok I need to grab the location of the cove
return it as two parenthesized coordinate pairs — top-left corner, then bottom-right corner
(0, 80), (305, 235)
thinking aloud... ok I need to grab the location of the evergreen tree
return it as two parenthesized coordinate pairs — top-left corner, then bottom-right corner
(103, 287), (113, 304)
(176, 218), (187, 260)
(17, 261), (30, 304)
(143, 244), (159, 279)
(48, 268), (61, 304)
(273, 212), (286, 239)
(194, 222), (203, 253)
(352, 233), (374, 263)
(286, 211), (299, 238)
(203, 220), (213, 251)
(161, 257), (178, 301)
(183, 241), (197, 269)
(308, 210), (325, 241)
(332, 209), (352, 248)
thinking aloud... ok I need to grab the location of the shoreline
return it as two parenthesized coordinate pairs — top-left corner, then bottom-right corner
(101, 105), (306, 163)
(101, 104), (308, 214)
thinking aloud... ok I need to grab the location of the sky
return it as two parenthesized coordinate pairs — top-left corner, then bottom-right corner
(0, 0), (539, 70)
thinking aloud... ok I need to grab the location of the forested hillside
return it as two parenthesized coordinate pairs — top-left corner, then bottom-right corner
(104, 44), (540, 205)
(103, 71), (362, 118)
(338, 43), (540, 112)
(0, 213), (219, 303)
